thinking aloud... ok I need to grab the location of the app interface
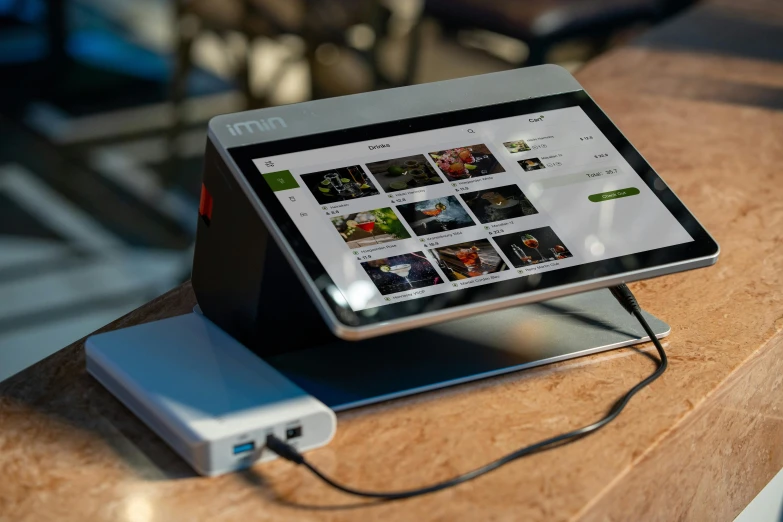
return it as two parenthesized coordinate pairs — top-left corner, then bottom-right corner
(253, 106), (692, 311)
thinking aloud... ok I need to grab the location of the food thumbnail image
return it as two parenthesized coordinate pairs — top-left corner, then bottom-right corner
(361, 252), (444, 295)
(429, 144), (504, 181)
(458, 184), (538, 224)
(429, 239), (508, 281)
(492, 226), (573, 267)
(502, 140), (531, 154)
(331, 207), (411, 248)
(518, 157), (545, 172)
(396, 196), (475, 236)
(300, 165), (379, 204)
(365, 154), (443, 192)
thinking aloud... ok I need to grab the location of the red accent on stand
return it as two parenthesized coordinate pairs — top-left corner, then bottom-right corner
(199, 183), (214, 225)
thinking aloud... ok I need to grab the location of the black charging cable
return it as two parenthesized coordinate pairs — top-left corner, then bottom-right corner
(265, 283), (668, 501)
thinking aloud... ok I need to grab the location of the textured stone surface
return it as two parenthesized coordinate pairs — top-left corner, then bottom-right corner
(2, 2), (783, 520)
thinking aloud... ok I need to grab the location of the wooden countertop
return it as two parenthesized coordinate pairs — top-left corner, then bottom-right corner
(3, 2), (783, 520)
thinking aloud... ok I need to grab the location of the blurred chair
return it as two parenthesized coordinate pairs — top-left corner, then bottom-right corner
(167, 0), (390, 182)
(170, 0), (390, 108)
(406, 0), (697, 83)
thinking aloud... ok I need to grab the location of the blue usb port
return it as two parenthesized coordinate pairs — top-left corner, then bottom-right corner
(232, 441), (255, 455)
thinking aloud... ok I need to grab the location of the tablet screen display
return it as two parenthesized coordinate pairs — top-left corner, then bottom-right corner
(246, 105), (692, 311)
(228, 91), (715, 327)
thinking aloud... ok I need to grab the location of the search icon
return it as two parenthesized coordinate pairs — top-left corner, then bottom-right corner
(467, 128), (475, 134)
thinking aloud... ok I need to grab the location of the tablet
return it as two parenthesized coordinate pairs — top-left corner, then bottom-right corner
(206, 65), (718, 340)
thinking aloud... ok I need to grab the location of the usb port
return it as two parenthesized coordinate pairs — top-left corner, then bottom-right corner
(285, 426), (302, 439)
(232, 441), (255, 455)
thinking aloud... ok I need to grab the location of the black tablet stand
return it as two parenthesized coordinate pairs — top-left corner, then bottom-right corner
(192, 142), (668, 411)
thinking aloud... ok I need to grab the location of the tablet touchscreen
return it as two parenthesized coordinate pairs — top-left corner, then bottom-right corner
(228, 91), (716, 328)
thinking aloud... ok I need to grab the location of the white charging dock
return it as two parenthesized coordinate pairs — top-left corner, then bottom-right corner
(85, 313), (336, 476)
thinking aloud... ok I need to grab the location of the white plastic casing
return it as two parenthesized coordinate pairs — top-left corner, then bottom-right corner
(85, 313), (336, 476)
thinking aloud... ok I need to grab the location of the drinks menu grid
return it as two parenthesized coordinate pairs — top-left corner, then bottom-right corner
(253, 106), (692, 311)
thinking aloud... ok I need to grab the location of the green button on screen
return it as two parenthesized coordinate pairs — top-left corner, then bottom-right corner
(262, 170), (300, 192)
(588, 187), (640, 202)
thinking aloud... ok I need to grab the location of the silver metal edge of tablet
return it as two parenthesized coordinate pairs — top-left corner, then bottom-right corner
(207, 65), (583, 147)
(201, 65), (720, 340)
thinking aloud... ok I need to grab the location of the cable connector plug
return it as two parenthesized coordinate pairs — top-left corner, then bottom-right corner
(266, 434), (305, 465)
(263, 284), (667, 502)
(610, 283), (642, 315)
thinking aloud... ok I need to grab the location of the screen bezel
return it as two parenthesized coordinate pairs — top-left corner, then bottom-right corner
(228, 91), (718, 328)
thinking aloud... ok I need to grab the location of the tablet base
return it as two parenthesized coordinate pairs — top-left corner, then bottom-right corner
(263, 288), (669, 411)
(194, 218), (669, 411)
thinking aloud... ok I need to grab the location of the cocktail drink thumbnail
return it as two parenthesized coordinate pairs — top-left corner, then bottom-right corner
(301, 165), (379, 204)
(492, 226), (574, 267)
(429, 144), (504, 181)
(502, 140), (531, 153)
(365, 154), (443, 192)
(518, 157), (545, 171)
(331, 207), (411, 248)
(430, 239), (508, 281)
(458, 184), (538, 224)
(360, 252), (443, 295)
(396, 196), (475, 236)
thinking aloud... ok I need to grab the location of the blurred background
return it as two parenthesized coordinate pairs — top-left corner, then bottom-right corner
(0, 0), (698, 379)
